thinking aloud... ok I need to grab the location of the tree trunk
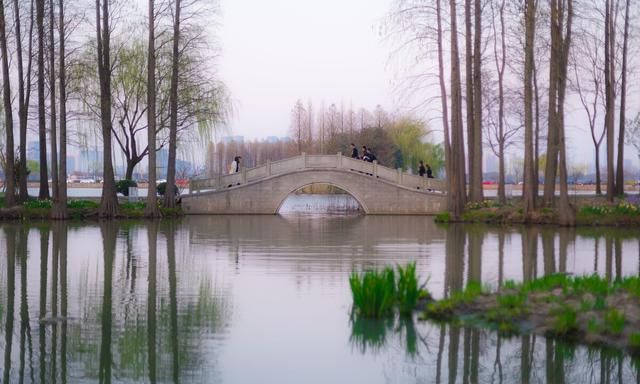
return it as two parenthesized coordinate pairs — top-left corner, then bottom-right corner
(471, 0), (483, 203)
(533, 59), (540, 200)
(13, 0), (33, 203)
(164, 0), (181, 208)
(52, 0), (68, 219)
(604, 0), (615, 202)
(543, 0), (560, 207)
(145, 0), (160, 217)
(124, 159), (142, 182)
(0, 0), (15, 207)
(96, 0), (118, 216)
(49, 0), (59, 202)
(37, 0), (49, 200)
(595, 143), (602, 195)
(523, 0), (537, 216)
(494, 0), (506, 204)
(557, 0), (575, 226)
(436, 0), (452, 212)
(464, 0), (475, 202)
(449, 0), (467, 219)
(615, 0), (629, 196)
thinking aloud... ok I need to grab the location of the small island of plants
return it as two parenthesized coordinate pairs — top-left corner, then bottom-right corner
(349, 265), (640, 356)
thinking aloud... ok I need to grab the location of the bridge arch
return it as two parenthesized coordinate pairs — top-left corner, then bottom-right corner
(274, 181), (369, 214)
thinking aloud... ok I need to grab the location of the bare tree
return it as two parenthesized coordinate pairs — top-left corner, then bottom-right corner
(96, 0), (118, 216)
(290, 99), (305, 153)
(523, 0), (536, 216)
(571, 25), (605, 195)
(615, 0), (630, 195)
(37, 0), (49, 199)
(52, 0), (68, 219)
(0, 0), (15, 206)
(49, 0), (59, 201)
(145, 0), (160, 217)
(604, 0), (616, 201)
(13, 0), (35, 203)
(164, 0), (181, 208)
(449, 0), (467, 218)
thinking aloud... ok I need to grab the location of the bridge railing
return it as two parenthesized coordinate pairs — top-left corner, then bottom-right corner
(189, 153), (447, 194)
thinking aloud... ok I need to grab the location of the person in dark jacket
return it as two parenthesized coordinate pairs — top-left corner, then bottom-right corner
(351, 143), (359, 158)
(418, 161), (426, 177)
(426, 164), (434, 178)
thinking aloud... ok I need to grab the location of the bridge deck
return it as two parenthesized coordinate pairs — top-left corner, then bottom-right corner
(189, 153), (447, 195)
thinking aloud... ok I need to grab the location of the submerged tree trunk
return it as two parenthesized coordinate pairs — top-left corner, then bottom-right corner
(0, 0), (15, 207)
(37, 0), (49, 200)
(523, 0), (537, 216)
(164, 0), (181, 208)
(615, 0), (630, 196)
(96, 0), (118, 216)
(53, 0), (68, 219)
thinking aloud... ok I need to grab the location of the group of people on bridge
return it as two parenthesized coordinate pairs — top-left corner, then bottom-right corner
(350, 143), (377, 163)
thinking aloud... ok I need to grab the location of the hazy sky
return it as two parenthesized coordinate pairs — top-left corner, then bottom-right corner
(217, 0), (640, 172)
(218, 0), (394, 140)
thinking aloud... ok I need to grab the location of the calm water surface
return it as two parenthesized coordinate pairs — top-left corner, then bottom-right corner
(1, 195), (640, 383)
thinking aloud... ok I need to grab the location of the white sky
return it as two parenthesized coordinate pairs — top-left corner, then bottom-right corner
(218, 0), (394, 139)
(216, 0), (640, 173)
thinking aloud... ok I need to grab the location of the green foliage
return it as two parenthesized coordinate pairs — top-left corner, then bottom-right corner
(67, 200), (99, 209)
(387, 118), (445, 175)
(579, 202), (640, 216)
(593, 295), (607, 310)
(23, 199), (52, 209)
(157, 182), (180, 197)
(350, 262), (428, 318)
(603, 309), (626, 335)
(434, 212), (450, 222)
(116, 180), (138, 196)
(552, 305), (578, 336)
(629, 332), (640, 350)
(396, 262), (420, 315)
(349, 267), (396, 318)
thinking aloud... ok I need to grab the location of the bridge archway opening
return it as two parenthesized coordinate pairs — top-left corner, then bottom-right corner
(277, 183), (364, 215)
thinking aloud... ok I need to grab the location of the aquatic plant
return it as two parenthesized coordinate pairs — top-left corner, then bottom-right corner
(629, 332), (640, 351)
(603, 309), (626, 335)
(349, 267), (396, 318)
(23, 199), (53, 209)
(67, 200), (99, 209)
(350, 262), (429, 318)
(396, 262), (420, 315)
(552, 305), (578, 336)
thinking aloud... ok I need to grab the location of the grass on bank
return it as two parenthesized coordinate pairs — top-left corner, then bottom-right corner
(422, 273), (640, 353)
(349, 262), (429, 318)
(4, 197), (182, 219)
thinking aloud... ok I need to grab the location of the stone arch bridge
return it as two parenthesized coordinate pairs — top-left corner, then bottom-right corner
(183, 153), (447, 215)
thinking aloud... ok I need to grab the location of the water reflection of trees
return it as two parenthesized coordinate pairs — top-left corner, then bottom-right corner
(0, 221), (231, 383)
(348, 224), (640, 383)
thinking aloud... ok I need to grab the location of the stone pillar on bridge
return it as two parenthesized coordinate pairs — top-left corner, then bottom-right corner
(337, 152), (342, 168)
(302, 152), (307, 168)
(397, 168), (403, 184)
(266, 159), (272, 176)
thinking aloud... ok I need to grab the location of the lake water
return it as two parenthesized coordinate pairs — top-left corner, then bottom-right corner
(1, 195), (639, 383)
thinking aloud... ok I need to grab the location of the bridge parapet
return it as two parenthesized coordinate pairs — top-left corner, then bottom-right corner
(189, 153), (447, 195)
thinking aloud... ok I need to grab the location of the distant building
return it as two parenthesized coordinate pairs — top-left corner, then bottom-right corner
(157, 148), (168, 179)
(27, 140), (40, 161)
(66, 156), (76, 174)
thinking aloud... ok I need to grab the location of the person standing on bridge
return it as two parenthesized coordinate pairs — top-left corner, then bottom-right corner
(229, 156), (241, 174)
(426, 164), (434, 178)
(351, 143), (359, 159)
(418, 161), (426, 177)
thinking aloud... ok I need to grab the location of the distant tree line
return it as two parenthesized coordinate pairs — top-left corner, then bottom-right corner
(205, 102), (444, 177)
